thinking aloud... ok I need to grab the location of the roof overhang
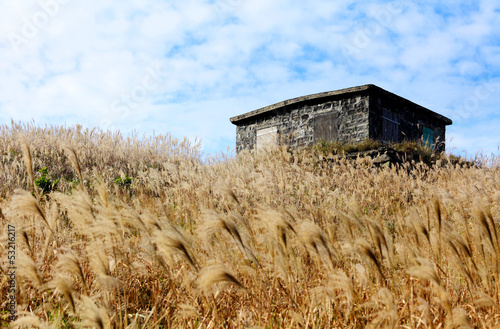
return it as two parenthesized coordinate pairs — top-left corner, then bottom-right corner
(230, 84), (453, 126)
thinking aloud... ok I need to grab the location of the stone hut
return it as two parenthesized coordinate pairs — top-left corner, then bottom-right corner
(230, 84), (452, 152)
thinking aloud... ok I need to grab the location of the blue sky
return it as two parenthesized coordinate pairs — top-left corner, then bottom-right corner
(1, 0), (499, 157)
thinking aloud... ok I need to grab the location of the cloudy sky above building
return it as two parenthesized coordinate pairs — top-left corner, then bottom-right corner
(1, 0), (499, 157)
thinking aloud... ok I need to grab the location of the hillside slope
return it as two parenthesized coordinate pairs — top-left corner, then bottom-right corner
(1, 123), (499, 328)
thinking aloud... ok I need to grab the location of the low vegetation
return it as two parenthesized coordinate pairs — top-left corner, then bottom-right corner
(0, 122), (499, 328)
(312, 139), (473, 167)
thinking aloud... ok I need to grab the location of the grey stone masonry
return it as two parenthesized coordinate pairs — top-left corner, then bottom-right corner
(230, 84), (452, 153)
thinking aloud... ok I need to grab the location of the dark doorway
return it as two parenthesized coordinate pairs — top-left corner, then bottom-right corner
(382, 109), (399, 143)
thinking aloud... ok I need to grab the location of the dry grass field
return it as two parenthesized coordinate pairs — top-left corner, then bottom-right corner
(1, 122), (500, 328)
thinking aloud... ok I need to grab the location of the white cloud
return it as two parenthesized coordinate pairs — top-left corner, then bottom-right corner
(0, 0), (499, 157)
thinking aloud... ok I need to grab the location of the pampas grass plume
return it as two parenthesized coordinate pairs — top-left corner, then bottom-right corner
(198, 265), (245, 294)
(62, 143), (83, 182)
(20, 138), (34, 188)
(11, 189), (51, 231)
(52, 275), (76, 314)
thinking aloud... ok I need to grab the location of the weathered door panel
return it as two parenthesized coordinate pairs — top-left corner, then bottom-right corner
(256, 126), (278, 149)
(382, 109), (399, 143)
(314, 112), (339, 143)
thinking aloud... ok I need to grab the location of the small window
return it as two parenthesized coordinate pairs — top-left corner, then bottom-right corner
(382, 109), (399, 143)
(256, 126), (278, 149)
(423, 126), (434, 148)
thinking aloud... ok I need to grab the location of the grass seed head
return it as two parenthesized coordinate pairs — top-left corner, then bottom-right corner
(51, 275), (76, 314)
(77, 296), (107, 329)
(355, 238), (384, 281)
(18, 251), (43, 289)
(198, 265), (245, 294)
(407, 257), (440, 286)
(20, 138), (34, 188)
(10, 189), (50, 231)
(62, 143), (83, 182)
(55, 250), (87, 292)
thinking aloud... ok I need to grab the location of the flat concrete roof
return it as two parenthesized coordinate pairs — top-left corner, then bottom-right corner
(230, 84), (453, 125)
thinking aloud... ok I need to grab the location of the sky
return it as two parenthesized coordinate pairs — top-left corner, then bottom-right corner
(0, 0), (499, 158)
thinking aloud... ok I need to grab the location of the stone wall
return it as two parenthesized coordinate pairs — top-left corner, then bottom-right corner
(235, 94), (370, 152)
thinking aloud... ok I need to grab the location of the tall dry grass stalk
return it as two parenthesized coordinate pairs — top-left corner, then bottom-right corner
(62, 143), (83, 183)
(20, 138), (34, 188)
(51, 275), (76, 314)
(198, 264), (246, 294)
(55, 250), (88, 294)
(10, 189), (51, 231)
(0, 123), (499, 328)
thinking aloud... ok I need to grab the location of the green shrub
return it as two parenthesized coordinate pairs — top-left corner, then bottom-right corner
(35, 167), (59, 194)
(114, 175), (132, 188)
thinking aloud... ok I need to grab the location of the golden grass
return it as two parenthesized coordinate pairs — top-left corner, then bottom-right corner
(0, 121), (499, 328)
